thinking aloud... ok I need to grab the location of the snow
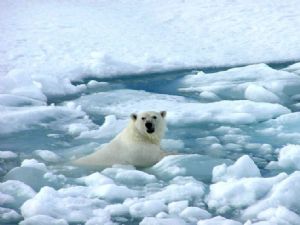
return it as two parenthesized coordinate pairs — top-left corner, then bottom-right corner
(1, 0), (300, 224)
(2, 0), (300, 103)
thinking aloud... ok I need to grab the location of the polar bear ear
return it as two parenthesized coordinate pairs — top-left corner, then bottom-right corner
(131, 113), (137, 121)
(160, 111), (167, 118)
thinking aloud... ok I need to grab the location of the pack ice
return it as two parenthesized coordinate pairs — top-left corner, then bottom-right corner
(1, 0), (300, 225)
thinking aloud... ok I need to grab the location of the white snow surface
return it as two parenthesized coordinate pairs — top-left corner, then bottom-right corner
(2, 0), (300, 101)
(1, 1), (300, 225)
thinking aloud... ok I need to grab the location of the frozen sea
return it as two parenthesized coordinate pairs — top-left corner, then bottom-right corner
(2, 1), (300, 225)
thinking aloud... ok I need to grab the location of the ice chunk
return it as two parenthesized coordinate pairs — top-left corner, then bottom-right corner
(0, 70), (46, 102)
(78, 115), (126, 139)
(115, 170), (156, 185)
(0, 192), (14, 205)
(77, 172), (114, 186)
(104, 204), (129, 217)
(207, 173), (287, 213)
(149, 176), (205, 204)
(19, 215), (68, 225)
(283, 62), (300, 74)
(0, 180), (36, 208)
(161, 139), (185, 151)
(0, 105), (96, 135)
(266, 145), (300, 170)
(245, 84), (280, 103)
(75, 89), (290, 125)
(102, 167), (156, 186)
(197, 216), (242, 225)
(21, 186), (106, 223)
(149, 154), (232, 182)
(0, 150), (17, 159)
(34, 150), (61, 163)
(4, 167), (48, 191)
(90, 184), (138, 201)
(67, 123), (90, 136)
(199, 91), (221, 101)
(0, 94), (46, 107)
(140, 217), (187, 225)
(179, 64), (300, 105)
(87, 80), (109, 89)
(242, 171), (300, 220)
(129, 199), (166, 218)
(212, 155), (261, 182)
(254, 206), (300, 225)
(2, 0), (300, 99)
(0, 207), (21, 224)
(168, 200), (189, 215)
(86, 208), (113, 225)
(258, 112), (300, 145)
(85, 217), (114, 225)
(21, 159), (48, 171)
(179, 207), (211, 223)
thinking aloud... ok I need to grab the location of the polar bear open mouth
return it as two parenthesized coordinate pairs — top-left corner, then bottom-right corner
(147, 128), (155, 133)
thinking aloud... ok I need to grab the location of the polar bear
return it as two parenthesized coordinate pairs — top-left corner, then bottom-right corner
(73, 111), (168, 168)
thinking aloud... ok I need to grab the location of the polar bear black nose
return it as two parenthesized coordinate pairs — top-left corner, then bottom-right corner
(145, 122), (153, 129)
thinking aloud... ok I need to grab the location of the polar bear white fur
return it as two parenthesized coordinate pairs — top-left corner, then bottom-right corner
(73, 111), (168, 168)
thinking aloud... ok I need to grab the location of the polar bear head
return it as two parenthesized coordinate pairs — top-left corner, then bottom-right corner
(130, 111), (167, 143)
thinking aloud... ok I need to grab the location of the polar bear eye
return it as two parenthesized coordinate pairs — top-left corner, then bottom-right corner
(152, 116), (157, 119)
(141, 117), (146, 121)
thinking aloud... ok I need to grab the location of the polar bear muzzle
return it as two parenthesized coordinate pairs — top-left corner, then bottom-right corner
(145, 121), (155, 133)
